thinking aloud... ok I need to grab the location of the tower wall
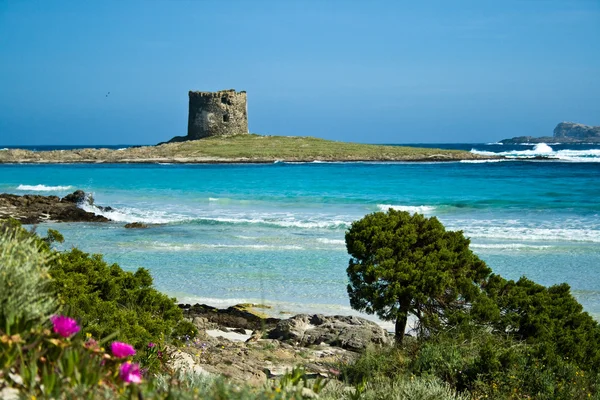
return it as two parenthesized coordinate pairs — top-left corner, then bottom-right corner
(187, 89), (248, 139)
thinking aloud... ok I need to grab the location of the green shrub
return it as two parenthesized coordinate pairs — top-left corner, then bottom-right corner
(0, 229), (57, 335)
(50, 248), (197, 349)
(482, 275), (600, 371)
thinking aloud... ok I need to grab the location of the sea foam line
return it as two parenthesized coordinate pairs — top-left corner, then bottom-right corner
(148, 242), (304, 251)
(79, 202), (351, 229)
(377, 204), (436, 214)
(470, 143), (600, 162)
(17, 184), (73, 191)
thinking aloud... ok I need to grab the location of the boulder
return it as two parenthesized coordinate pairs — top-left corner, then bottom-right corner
(268, 314), (389, 351)
(124, 222), (148, 229)
(179, 303), (280, 331)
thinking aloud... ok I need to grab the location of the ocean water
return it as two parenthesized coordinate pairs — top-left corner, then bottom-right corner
(1, 143), (599, 327)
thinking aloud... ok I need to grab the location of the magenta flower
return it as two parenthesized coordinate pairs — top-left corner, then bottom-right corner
(147, 342), (156, 348)
(50, 315), (80, 338)
(119, 362), (142, 384)
(111, 341), (136, 358)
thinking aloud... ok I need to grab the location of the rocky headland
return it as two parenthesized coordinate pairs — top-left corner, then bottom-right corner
(0, 190), (111, 224)
(500, 122), (600, 144)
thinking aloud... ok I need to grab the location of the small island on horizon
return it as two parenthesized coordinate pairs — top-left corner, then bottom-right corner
(0, 89), (490, 164)
(500, 121), (600, 144)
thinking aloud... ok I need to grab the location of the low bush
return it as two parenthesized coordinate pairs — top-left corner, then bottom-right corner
(50, 248), (197, 349)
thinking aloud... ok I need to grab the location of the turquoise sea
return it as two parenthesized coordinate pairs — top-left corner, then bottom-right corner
(1, 143), (599, 328)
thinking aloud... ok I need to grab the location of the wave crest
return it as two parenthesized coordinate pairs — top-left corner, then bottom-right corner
(17, 184), (73, 191)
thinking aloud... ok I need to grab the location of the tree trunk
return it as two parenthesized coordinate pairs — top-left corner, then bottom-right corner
(395, 299), (411, 345)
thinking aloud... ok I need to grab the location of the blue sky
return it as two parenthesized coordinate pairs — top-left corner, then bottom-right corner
(1, 1), (599, 145)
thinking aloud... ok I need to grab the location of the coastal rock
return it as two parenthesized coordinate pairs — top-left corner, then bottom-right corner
(553, 122), (600, 141)
(0, 191), (110, 224)
(268, 314), (390, 351)
(179, 303), (280, 331)
(124, 222), (148, 229)
(501, 122), (600, 144)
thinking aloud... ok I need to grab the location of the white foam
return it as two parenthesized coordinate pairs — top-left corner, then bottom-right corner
(80, 202), (189, 224)
(208, 198), (219, 202)
(470, 143), (600, 162)
(0, 148), (8, 151)
(316, 238), (346, 245)
(465, 226), (600, 243)
(79, 201), (351, 229)
(205, 216), (350, 229)
(377, 204), (436, 214)
(16, 184), (73, 191)
(148, 242), (304, 251)
(470, 243), (552, 250)
(460, 159), (506, 163)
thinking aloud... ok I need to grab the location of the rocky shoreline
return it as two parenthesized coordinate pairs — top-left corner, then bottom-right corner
(0, 190), (111, 224)
(172, 303), (391, 385)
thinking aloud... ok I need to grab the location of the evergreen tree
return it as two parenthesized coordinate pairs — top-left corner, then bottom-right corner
(345, 210), (491, 344)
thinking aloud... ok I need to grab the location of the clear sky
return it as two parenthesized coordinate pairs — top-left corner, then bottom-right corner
(1, 1), (599, 145)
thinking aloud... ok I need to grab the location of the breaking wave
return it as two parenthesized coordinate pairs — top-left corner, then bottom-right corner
(470, 243), (552, 250)
(16, 184), (73, 191)
(147, 242), (304, 251)
(470, 143), (600, 162)
(79, 201), (351, 229)
(464, 226), (600, 243)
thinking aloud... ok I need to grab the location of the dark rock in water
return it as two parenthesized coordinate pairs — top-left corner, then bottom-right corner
(268, 314), (389, 351)
(124, 222), (148, 229)
(62, 190), (87, 204)
(0, 190), (110, 224)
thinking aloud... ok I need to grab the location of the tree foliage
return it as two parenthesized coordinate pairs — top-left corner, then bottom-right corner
(346, 210), (492, 343)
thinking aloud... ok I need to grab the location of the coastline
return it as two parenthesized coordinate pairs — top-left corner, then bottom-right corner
(0, 134), (493, 164)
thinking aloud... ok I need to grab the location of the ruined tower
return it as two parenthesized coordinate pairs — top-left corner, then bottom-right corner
(187, 89), (248, 139)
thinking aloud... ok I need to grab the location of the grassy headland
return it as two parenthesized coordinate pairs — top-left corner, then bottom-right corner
(0, 134), (490, 163)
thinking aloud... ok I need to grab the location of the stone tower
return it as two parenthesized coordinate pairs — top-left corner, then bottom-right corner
(187, 89), (248, 139)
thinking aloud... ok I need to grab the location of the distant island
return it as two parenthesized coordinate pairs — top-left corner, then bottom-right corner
(0, 89), (490, 163)
(501, 122), (600, 144)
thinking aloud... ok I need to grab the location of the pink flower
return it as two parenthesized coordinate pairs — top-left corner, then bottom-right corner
(50, 315), (80, 338)
(119, 362), (142, 384)
(147, 342), (156, 348)
(111, 341), (136, 358)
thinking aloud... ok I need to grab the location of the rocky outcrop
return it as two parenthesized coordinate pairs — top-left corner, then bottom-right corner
(0, 190), (110, 224)
(501, 122), (600, 144)
(180, 303), (281, 331)
(553, 122), (600, 141)
(268, 314), (390, 351)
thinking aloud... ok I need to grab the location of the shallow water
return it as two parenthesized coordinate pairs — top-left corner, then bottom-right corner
(1, 143), (599, 325)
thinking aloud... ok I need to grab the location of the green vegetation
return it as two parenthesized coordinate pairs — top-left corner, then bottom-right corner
(3, 212), (600, 399)
(0, 134), (484, 163)
(343, 210), (600, 399)
(0, 220), (195, 349)
(346, 210), (491, 343)
(51, 248), (196, 349)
